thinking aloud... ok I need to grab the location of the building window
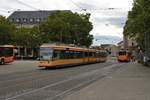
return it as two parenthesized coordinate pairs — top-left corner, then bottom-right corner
(16, 18), (20, 23)
(23, 18), (27, 22)
(36, 18), (41, 22)
(29, 18), (34, 22)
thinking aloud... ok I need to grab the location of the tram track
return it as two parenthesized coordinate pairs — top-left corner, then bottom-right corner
(0, 62), (114, 87)
(0, 62), (115, 83)
(0, 62), (120, 100)
(1, 63), (123, 100)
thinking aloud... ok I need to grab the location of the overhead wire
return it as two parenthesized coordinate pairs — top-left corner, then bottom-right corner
(0, 0), (128, 18)
(68, 0), (127, 13)
(0, 0), (41, 16)
(0, 9), (8, 13)
(69, 0), (87, 11)
(15, 0), (40, 10)
(0, 8), (13, 14)
(1, 0), (127, 14)
(0, 7), (19, 13)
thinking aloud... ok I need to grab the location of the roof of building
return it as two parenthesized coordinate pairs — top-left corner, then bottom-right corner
(8, 10), (70, 24)
(9, 10), (50, 19)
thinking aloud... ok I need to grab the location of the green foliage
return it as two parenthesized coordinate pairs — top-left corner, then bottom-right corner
(12, 27), (42, 48)
(40, 11), (93, 47)
(0, 16), (15, 45)
(0, 11), (93, 48)
(123, 0), (150, 50)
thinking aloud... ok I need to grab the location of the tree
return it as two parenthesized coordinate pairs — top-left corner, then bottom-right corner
(39, 11), (93, 47)
(123, 0), (150, 50)
(12, 26), (42, 48)
(29, 26), (43, 47)
(0, 16), (15, 45)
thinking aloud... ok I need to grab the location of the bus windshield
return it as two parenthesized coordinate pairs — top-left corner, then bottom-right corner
(40, 47), (53, 60)
(0, 47), (13, 57)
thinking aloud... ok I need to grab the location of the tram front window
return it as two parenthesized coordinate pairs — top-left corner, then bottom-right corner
(118, 51), (127, 55)
(0, 47), (13, 57)
(40, 48), (53, 60)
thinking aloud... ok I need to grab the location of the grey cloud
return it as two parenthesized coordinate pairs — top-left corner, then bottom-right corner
(107, 17), (127, 28)
(101, 11), (128, 18)
(78, 3), (96, 9)
(94, 16), (127, 28)
(93, 35), (122, 45)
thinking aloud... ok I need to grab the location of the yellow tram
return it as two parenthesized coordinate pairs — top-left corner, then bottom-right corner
(38, 44), (107, 68)
(117, 50), (130, 62)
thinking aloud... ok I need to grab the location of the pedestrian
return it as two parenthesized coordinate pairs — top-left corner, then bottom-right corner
(131, 50), (136, 62)
(128, 51), (132, 62)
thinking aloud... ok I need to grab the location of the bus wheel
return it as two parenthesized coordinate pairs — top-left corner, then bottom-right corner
(0, 59), (4, 65)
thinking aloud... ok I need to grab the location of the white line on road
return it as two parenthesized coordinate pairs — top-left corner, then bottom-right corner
(47, 75), (104, 100)
(6, 63), (124, 100)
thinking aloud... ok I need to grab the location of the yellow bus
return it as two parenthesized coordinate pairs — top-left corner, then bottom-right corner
(38, 44), (107, 68)
(0, 45), (16, 64)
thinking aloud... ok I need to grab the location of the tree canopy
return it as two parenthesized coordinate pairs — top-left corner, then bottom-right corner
(0, 11), (93, 48)
(0, 16), (15, 45)
(39, 11), (93, 47)
(12, 26), (42, 48)
(123, 0), (150, 50)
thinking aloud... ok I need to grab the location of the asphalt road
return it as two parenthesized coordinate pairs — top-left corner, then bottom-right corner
(0, 60), (124, 100)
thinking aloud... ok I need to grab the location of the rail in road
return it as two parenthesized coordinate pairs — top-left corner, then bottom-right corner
(0, 61), (125, 100)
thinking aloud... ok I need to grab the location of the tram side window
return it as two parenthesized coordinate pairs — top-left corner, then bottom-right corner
(99, 52), (107, 57)
(59, 50), (66, 59)
(85, 52), (88, 57)
(65, 50), (71, 59)
(96, 52), (99, 57)
(74, 51), (83, 58)
(89, 52), (92, 57)
(93, 52), (96, 57)
(99, 52), (102, 57)
(69, 51), (75, 59)
(81, 52), (84, 58)
(75, 51), (80, 58)
(53, 50), (61, 60)
(89, 52), (95, 57)
(104, 52), (108, 57)
(53, 50), (85, 59)
(59, 50), (76, 59)
(74, 51), (78, 58)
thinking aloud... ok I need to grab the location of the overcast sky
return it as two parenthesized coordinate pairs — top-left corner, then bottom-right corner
(0, 0), (133, 38)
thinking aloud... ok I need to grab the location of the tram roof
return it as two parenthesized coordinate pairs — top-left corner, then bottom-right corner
(40, 44), (96, 52)
(0, 45), (15, 48)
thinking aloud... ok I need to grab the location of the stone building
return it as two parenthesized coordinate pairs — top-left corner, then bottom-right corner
(123, 35), (137, 50)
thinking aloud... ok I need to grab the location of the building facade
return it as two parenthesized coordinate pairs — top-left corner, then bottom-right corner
(123, 35), (137, 50)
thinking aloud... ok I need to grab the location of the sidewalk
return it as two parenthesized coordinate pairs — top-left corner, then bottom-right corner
(63, 63), (150, 100)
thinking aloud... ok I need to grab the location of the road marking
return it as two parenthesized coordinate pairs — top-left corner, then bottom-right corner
(6, 63), (124, 100)
(47, 75), (105, 100)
